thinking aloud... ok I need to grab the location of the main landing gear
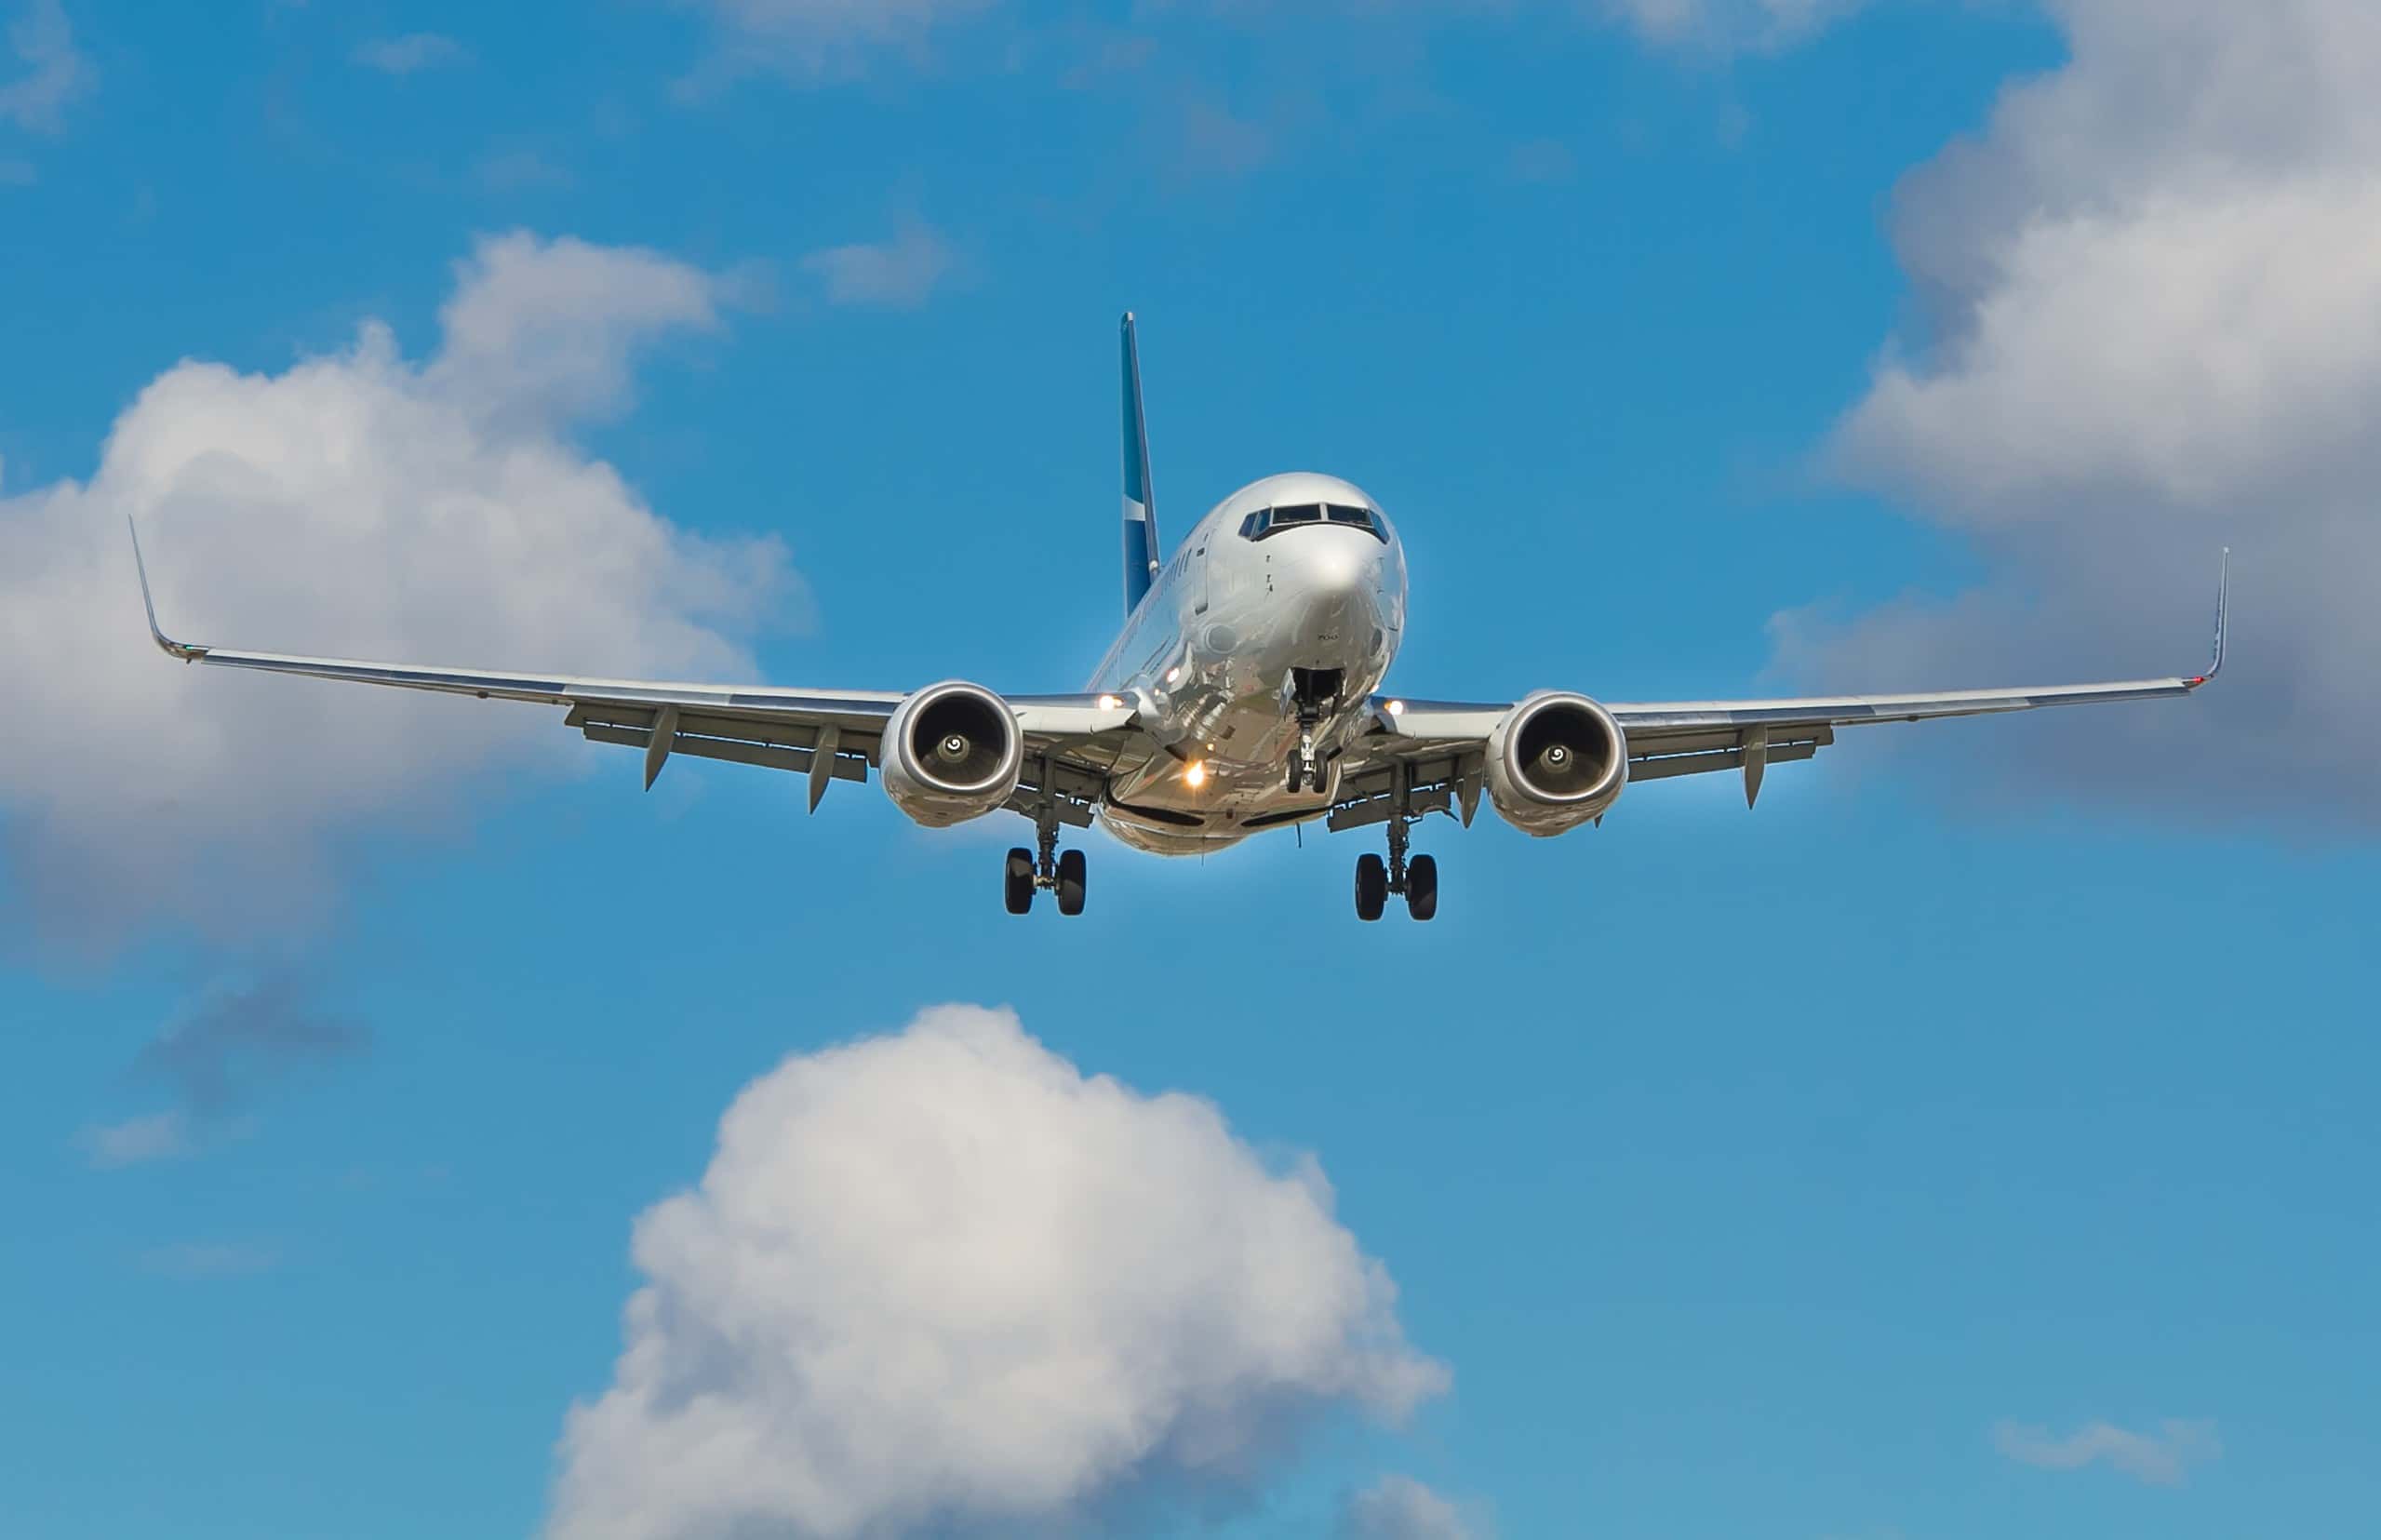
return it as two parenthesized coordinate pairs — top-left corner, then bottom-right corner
(1354, 808), (1437, 923)
(1006, 810), (1087, 917)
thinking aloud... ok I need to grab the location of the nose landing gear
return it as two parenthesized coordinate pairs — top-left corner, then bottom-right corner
(1288, 732), (1316, 795)
(1285, 667), (1344, 795)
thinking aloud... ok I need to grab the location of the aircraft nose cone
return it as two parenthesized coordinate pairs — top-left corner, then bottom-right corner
(1305, 538), (1378, 599)
(1290, 534), (1384, 650)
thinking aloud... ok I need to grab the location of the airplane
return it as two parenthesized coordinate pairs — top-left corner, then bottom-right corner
(129, 314), (2228, 921)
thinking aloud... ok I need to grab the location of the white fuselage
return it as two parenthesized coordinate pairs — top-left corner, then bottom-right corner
(1088, 472), (1408, 854)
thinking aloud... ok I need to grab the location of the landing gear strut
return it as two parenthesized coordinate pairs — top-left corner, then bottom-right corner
(1286, 667), (1343, 795)
(1006, 768), (1088, 917)
(1352, 761), (1438, 922)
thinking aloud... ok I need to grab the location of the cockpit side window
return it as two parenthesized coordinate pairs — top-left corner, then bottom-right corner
(1327, 503), (1390, 542)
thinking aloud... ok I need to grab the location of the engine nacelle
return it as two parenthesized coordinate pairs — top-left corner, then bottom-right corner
(879, 680), (1024, 828)
(1484, 690), (1628, 837)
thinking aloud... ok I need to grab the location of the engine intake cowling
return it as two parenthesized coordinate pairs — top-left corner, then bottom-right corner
(1484, 690), (1628, 837)
(880, 681), (1024, 827)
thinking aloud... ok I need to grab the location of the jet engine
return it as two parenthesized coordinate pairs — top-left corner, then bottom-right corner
(879, 680), (1025, 827)
(1484, 690), (1628, 837)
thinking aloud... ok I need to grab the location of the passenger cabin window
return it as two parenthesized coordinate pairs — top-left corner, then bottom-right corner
(1236, 502), (1390, 543)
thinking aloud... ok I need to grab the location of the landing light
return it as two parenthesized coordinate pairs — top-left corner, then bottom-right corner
(1184, 760), (1208, 787)
(1387, 699), (1407, 717)
(1165, 666), (1182, 685)
(1096, 694), (1121, 711)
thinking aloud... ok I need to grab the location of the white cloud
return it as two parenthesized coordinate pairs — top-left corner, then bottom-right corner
(547, 1004), (1447, 1540)
(428, 232), (744, 426)
(351, 33), (473, 76)
(799, 222), (955, 310)
(0, 231), (790, 948)
(1993, 1418), (2222, 1486)
(0, 0), (92, 134)
(76, 1110), (194, 1169)
(1784, 0), (2381, 824)
(1340, 1475), (1489, 1540)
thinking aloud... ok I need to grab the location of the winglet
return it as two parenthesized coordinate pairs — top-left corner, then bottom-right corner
(2187, 547), (2228, 689)
(1120, 311), (1161, 616)
(127, 516), (207, 662)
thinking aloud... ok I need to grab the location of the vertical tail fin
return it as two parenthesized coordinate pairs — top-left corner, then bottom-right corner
(1120, 312), (1160, 614)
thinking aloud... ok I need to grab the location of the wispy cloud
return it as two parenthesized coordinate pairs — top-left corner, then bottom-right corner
(1176, 98), (1272, 180)
(1505, 138), (1575, 186)
(134, 974), (368, 1118)
(77, 976), (364, 1170)
(800, 222), (955, 309)
(1993, 1418), (2222, 1486)
(685, 0), (998, 83)
(1601, 0), (1866, 51)
(141, 1241), (279, 1279)
(0, 0), (94, 135)
(352, 33), (473, 76)
(76, 1110), (195, 1170)
(1340, 1475), (1490, 1540)
(476, 147), (573, 193)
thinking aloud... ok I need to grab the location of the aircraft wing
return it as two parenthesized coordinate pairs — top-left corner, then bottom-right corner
(129, 521), (1139, 811)
(1332, 556), (2227, 824)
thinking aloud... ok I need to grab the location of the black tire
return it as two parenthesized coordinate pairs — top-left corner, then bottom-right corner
(1405, 853), (1438, 922)
(1056, 849), (1088, 916)
(1354, 853), (1387, 922)
(1004, 849), (1035, 915)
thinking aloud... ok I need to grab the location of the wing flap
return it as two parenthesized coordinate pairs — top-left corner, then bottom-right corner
(580, 722), (873, 783)
(1627, 736), (1823, 785)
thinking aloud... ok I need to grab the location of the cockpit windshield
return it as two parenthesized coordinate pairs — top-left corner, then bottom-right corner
(1237, 502), (1389, 542)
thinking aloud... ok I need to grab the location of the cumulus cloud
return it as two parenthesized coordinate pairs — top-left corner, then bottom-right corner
(1785, 0), (2381, 825)
(1340, 1475), (1489, 1540)
(548, 1004), (1447, 1540)
(799, 222), (955, 309)
(0, 231), (789, 948)
(1993, 1418), (2222, 1486)
(351, 33), (473, 76)
(0, 0), (92, 135)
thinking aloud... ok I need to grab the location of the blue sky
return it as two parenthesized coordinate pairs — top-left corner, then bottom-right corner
(6, 3), (2379, 1537)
